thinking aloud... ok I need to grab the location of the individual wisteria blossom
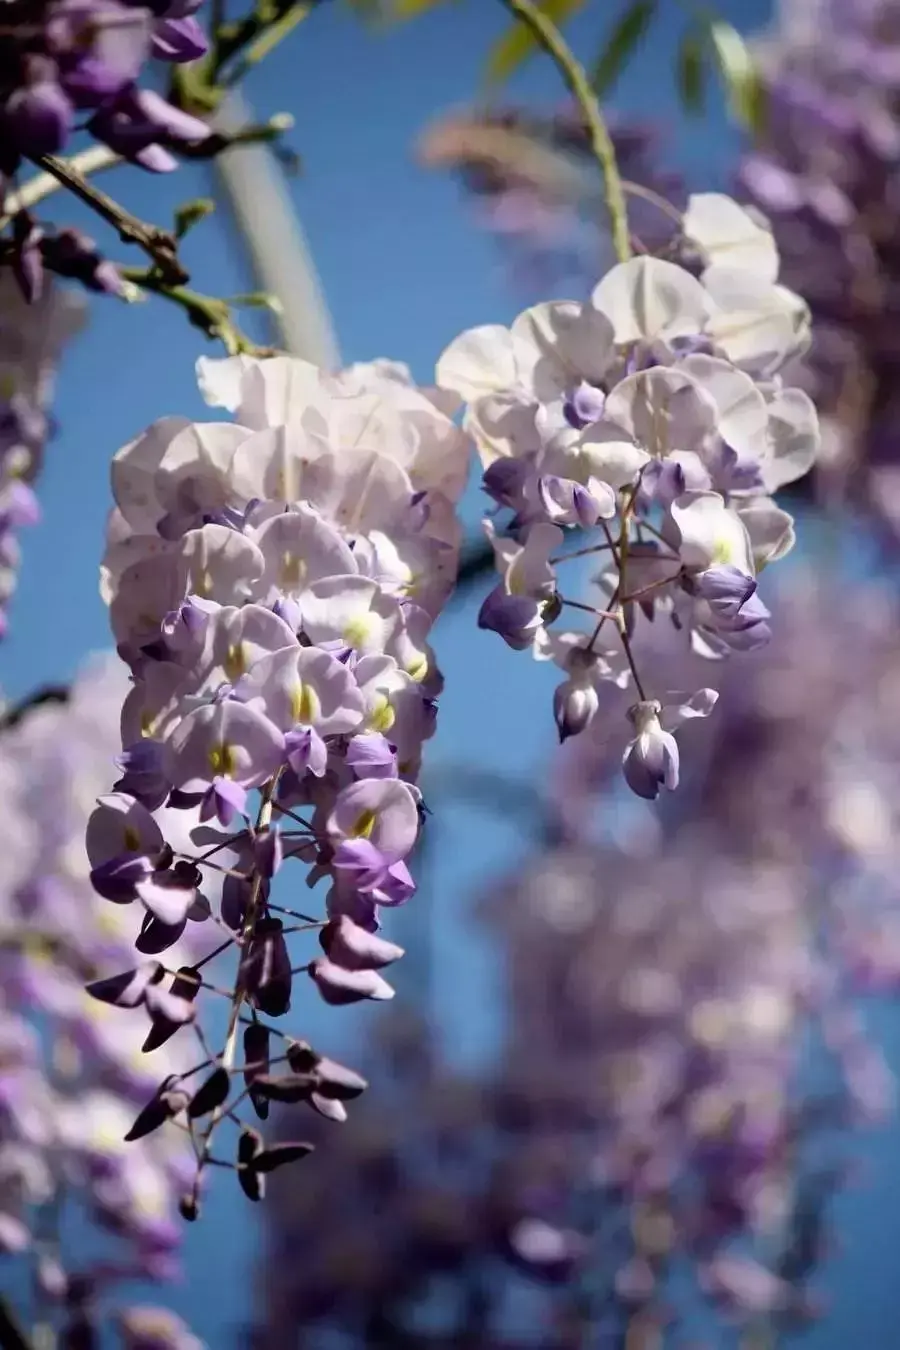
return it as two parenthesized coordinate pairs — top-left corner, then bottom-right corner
(419, 104), (685, 294)
(0, 268), (82, 637)
(436, 191), (820, 799)
(0, 0), (212, 171)
(737, 0), (900, 531)
(253, 553), (900, 1348)
(87, 351), (467, 1208)
(0, 655), (204, 1347)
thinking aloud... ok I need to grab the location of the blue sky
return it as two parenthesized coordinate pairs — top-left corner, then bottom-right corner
(21, 2), (900, 1345)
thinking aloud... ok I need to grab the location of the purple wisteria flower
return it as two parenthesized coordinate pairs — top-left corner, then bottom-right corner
(0, 0), (212, 170)
(0, 269), (82, 638)
(253, 552), (900, 1349)
(0, 656), (204, 1345)
(436, 191), (819, 798)
(737, 0), (900, 530)
(88, 350), (468, 1209)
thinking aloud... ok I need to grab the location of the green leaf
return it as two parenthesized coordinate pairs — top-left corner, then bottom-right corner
(705, 17), (766, 133)
(590, 0), (657, 98)
(676, 28), (706, 116)
(484, 0), (587, 86)
(174, 197), (215, 239)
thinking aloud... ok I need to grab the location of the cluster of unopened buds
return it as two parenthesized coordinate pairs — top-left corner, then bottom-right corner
(0, 0), (211, 171)
(86, 351), (468, 1206)
(437, 192), (821, 799)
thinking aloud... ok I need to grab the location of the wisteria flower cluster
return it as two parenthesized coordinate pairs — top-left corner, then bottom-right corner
(0, 267), (82, 638)
(87, 351), (467, 1206)
(419, 104), (684, 293)
(255, 556), (900, 1347)
(437, 191), (820, 800)
(0, 0), (212, 171)
(739, 0), (900, 529)
(0, 656), (203, 1349)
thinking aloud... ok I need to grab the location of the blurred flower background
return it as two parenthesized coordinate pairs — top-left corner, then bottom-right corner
(5, 1), (900, 1348)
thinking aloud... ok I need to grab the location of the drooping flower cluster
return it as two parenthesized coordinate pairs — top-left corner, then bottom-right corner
(254, 552), (900, 1347)
(419, 104), (684, 293)
(0, 656), (203, 1348)
(436, 192), (820, 800)
(88, 352), (468, 1203)
(0, 267), (82, 637)
(0, 0), (212, 170)
(738, 0), (900, 526)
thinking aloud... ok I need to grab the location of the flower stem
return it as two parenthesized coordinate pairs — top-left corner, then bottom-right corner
(118, 266), (272, 356)
(498, 0), (631, 263)
(33, 155), (187, 284)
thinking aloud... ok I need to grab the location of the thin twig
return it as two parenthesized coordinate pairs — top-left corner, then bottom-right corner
(119, 265), (272, 356)
(2, 118), (295, 231)
(33, 154), (187, 284)
(499, 0), (631, 262)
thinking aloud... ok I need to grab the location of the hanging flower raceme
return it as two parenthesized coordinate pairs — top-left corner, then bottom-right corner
(436, 192), (820, 800)
(0, 269), (82, 637)
(88, 352), (468, 1208)
(0, 656), (204, 1346)
(418, 104), (685, 294)
(735, 0), (900, 530)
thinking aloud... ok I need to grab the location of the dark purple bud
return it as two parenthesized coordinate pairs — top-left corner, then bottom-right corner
(312, 1056), (368, 1100)
(563, 380), (606, 429)
(3, 79), (73, 157)
(41, 227), (124, 296)
(237, 1128), (265, 1202)
(319, 915), (405, 971)
(483, 456), (533, 510)
(178, 1196), (199, 1222)
(250, 1073), (316, 1104)
(187, 1067), (230, 1119)
(135, 913), (187, 955)
(125, 1077), (185, 1142)
(243, 917), (292, 1017)
(221, 873), (253, 931)
(142, 968), (200, 1052)
(251, 1142), (315, 1174)
(285, 1040), (319, 1074)
(90, 853), (152, 904)
(86, 962), (163, 1009)
(243, 1023), (271, 1120)
(308, 957), (395, 1006)
(553, 677), (599, 744)
(152, 16), (209, 61)
(622, 701), (679, 800)
(88, 88), (212, 171)
(478, 585), (543, 650)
